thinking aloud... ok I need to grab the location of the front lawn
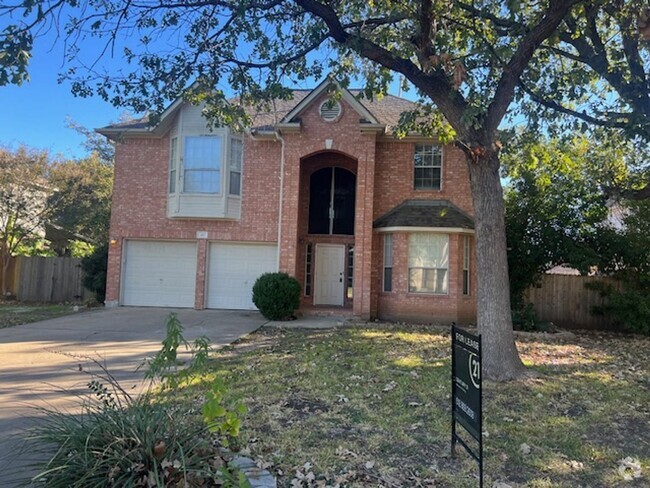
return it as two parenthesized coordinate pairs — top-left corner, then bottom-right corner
(171, 324), (649, 487)
(0, 302), (79, 328)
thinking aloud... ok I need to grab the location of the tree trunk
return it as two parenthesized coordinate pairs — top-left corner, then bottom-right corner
(466, 149), (526, 381)
(1, 251), (10, 297)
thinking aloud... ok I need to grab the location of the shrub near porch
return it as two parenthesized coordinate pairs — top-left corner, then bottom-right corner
(171, 325), (649, 487)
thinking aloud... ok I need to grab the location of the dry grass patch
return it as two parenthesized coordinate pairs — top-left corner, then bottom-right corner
(0, 302), (77, 328)
(172, 324), (649, 487)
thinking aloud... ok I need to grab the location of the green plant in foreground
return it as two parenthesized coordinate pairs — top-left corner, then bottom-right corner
(28, 314), (250, 487)
(203, 379), (248, 449)
(145, 312), (212, 387)
(252, 272), (300, 320)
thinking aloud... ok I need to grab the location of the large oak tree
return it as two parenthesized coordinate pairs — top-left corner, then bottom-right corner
(2, 0), (648, 380)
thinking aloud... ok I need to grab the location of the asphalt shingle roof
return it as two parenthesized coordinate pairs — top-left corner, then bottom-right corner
(101, 89), (419, 132)
(373, 200), (475, 229)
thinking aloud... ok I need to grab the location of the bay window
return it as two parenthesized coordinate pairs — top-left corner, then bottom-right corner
(183, 136), (222, 194)
(229, 137), (243, 196)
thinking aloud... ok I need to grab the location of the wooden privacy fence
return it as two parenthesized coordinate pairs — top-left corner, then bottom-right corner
(525, 274), (622, 330)
(2, 256), (93, 303)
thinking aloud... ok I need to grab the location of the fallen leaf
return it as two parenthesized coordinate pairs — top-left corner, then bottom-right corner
(618, 457), (642, 480)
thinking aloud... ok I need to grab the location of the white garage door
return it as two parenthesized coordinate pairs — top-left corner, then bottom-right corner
(207, 242), (278, 310)
(122, 240), (197, 307)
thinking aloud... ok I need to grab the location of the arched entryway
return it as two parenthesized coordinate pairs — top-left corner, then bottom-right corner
(298, 152), (357, 309)
(308, 167), (356, 235)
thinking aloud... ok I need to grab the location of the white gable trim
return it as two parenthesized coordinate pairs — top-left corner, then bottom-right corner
(375, 226), (475, 234)
(279, 78), (380, 125)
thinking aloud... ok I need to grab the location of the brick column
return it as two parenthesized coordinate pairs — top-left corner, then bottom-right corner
(353, 135), (377, 319)
(194, 239), (208, 309)
(278, 147), (301, 277)
(104, 238), (123, 307)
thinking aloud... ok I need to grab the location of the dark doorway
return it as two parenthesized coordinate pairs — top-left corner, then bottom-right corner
(308, 167), (356, 235)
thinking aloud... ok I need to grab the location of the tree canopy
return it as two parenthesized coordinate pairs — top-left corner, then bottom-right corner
(502, 131), (633, 305)
(1, 0), (648, 379)
(0, 146), (50, 294)
(48, 154), (114, 246)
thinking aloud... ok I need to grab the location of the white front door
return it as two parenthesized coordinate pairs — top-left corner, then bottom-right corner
(314, 244), (345, 306)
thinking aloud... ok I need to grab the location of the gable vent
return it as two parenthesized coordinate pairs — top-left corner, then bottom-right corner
(319, 101), (342, 122)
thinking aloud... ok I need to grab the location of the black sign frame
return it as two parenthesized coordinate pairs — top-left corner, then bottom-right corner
(451, 325), (483, 488)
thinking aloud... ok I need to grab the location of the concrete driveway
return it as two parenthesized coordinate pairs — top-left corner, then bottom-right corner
(0, 307), (268, 487)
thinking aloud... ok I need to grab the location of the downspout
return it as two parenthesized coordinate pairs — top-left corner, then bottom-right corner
(246, 128), (284, 271)
(274, 131), (285, 271)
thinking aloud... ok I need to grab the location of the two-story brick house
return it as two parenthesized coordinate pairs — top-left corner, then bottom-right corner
(99, 80), (477, 323)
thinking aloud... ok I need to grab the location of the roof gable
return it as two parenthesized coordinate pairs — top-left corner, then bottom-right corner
(279, 78), (379, 125)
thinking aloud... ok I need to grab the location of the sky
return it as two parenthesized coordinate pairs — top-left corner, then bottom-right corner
(0, 30), (124, 160)
(0, 9), (414, 161)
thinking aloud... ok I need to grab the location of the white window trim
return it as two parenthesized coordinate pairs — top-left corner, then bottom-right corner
(463, 235), (471, 296)
(375, 227), (474, 234)
(169, 137), (178, 194)
(181, 135), (223, 195)
(167, 129), (244, 198)
(413, 143), (443, 191)
(383, 234), (393, 293)
(228, 136), (243, 197)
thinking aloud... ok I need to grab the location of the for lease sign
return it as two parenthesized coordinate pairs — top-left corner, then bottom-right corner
(452, 327), (482, 441)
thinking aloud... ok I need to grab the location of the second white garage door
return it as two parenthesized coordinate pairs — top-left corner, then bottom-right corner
(122, 240), (197, 308)
(207, 242), (278, 310)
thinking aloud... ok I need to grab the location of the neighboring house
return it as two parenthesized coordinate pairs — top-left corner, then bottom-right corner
(98, 80), (477, 323)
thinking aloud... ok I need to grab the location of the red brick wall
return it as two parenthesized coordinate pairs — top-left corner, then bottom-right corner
(105, 136), (281, 305)
(276, 93), (378, 317)
(373, 232), (477, 325)
(106, 94), (477, 324)
(373, 141), (473, 219)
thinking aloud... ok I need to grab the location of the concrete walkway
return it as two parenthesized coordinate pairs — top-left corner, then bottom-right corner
(0, 307), (267, 487)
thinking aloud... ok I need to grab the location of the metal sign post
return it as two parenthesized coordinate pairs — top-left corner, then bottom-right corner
(451, 325), (483, 488)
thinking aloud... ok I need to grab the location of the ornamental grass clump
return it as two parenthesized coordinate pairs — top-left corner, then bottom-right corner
(27, 313), (249, 488)
(252, 272), (300, 320)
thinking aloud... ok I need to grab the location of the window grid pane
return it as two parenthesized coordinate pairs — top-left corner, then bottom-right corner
(229, 138), (243, 196)
(184, 169), (220, 193)
(169, 138), (177, 193)
(347, 246), (354, 298)
(408, 233), (449, 294)
(229, 171), (241, 196)
(383, 234), (393, 292)
(413, 144), (442, 190)
(305, 244), (312, 296)
(409, 268), (448, 294)
(183, 136), (221, 194)
(463, 236), (470, 296)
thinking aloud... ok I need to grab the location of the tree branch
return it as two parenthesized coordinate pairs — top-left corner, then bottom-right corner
(294, 0), (471, 136)
(484, 0), (580, 136)
(519, 81), (633, 130)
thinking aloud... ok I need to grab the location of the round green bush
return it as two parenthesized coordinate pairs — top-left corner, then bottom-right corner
(252, 272), (301, 320)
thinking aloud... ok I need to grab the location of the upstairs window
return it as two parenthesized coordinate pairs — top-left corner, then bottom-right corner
(229, 138), (243, 196)
(183, 136), (221, 193)
(414, 144), (442, 190)
(169, 137), (178, 193)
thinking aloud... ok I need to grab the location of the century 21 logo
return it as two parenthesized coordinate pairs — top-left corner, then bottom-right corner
(468, 352), (480, 389)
